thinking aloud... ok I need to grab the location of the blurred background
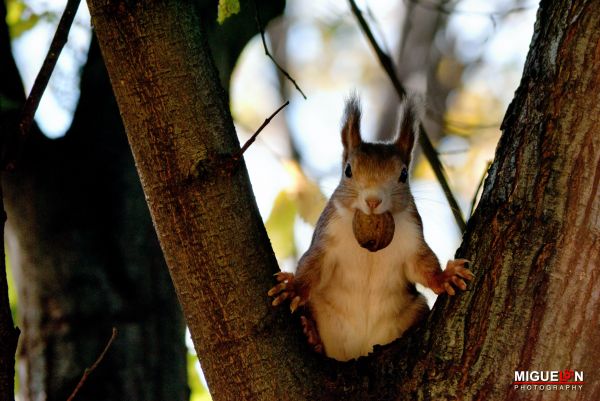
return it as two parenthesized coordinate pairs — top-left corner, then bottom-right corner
(5, 0), (536, 399)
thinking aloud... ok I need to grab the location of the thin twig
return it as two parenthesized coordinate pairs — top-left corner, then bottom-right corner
(469, 161), (492, 218)
(348, 0), (466, 231)
(234, 101), (290, 160)
(252, 0), (307, 100)
(365, 4), (391, 56)
(10, 0), (81, 170)
(66, 327), (118, 401)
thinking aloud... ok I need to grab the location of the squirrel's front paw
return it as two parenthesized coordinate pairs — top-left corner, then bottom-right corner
(268, 272), (308, 312)
(429, 259), (474, 296)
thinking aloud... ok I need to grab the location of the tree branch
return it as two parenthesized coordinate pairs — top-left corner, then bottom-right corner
(233, 100), (289, 160)
(8, 0), (81, 170)
(66, 327), (117, 401)
(252, 0), (307, 100)
(348, 0), (466, 231)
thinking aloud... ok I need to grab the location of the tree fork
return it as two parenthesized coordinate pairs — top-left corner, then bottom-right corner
(87, 0), (600, 400)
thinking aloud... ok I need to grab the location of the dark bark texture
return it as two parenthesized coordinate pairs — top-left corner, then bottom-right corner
(1, 2), (188, 398)
(88, 0), (599, 400)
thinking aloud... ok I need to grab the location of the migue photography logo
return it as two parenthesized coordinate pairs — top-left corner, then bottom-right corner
(513, 370), (585, 392)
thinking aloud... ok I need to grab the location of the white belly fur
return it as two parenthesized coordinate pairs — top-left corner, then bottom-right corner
(310, 206), (428, 361)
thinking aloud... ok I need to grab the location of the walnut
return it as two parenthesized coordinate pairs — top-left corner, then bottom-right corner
(352, 210), (395, 252)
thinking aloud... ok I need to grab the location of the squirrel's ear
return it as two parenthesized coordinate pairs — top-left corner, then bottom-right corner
(341, 95), (362, 152)
(395, 99), (418, 165)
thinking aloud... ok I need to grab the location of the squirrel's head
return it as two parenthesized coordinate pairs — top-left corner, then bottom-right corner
(335, 95), (417, 215)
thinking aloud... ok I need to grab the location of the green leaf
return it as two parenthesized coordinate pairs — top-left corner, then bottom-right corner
(188, 353), (212, 401)
(217, 0), (240, 24)
(283, 161), (326, 226)
(265, 191), (297, 260)
(6, 0), (41, 39)
(7, 255), (17, 326)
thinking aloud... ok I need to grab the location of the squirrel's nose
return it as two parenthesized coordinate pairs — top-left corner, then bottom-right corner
(365, 197), (382, 211)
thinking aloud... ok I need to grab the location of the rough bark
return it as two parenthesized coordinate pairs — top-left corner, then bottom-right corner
(87, 1), (320, 400)
(318, 1), (600, 399)
(88, 0), (599, 400)
(398, 0), (600, 399)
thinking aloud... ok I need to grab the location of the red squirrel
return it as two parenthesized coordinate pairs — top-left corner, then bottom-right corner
(269, 96), (473, 361)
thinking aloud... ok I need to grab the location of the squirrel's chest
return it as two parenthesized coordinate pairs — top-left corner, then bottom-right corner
(310, 210), (424, 361)
(321, 210), (420, 289)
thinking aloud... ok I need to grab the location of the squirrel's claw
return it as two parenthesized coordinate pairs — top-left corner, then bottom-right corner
(300, 315), (324, 353)
(430, 259), (475, 296)
(269, 271), (308, 312)
(271, 291), (290, 306)
(268, 282), (286, 297)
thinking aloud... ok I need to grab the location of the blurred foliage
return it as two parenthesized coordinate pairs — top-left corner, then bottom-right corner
(286, 161), (326, 226)
(188, 352), (212, 401)
(7, 255), (17, 331)
(7, 254), (19, 393)
(5, 0), (54, 39)
(265, 191), (298, 260)
(217, 0), (240, 24)
(265, 161), (327, 261)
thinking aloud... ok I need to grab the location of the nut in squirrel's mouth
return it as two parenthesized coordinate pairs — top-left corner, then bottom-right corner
(352, 210), (395, 252)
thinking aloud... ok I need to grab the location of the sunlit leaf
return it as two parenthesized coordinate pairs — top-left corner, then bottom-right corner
(188, 353), (212, 401)
(217, 0), (240, 25)
(6, 0), (42, 39)
(6, 256), (17, 327)
(7, 256), (18, 394)
(265, 191), (297, 260)
(283, 161), (326, 226)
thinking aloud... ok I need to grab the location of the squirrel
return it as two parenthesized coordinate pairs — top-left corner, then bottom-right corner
(268, 95), (474, 362)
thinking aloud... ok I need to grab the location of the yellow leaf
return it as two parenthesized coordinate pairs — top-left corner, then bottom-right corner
(283, 161), (327, 226)
(265, 191), (297, 260)
(217, 0), (240, 25)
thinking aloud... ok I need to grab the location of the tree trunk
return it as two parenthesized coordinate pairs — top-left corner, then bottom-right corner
(87, 0), (600, 400)
(0, 0), (190, 396)
(87, 1), (320, 400)
(2, 35), (189, 400)
(1, 0), (286, 398)
(408, 1), (600, 398)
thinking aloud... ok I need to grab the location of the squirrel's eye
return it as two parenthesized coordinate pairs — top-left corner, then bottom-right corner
(345, 163), (352, 178)
(399, 167), (408, 183)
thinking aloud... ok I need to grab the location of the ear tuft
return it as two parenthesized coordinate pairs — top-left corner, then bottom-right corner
(341, 94), (362, 153)
(395, 97), (419, 165)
